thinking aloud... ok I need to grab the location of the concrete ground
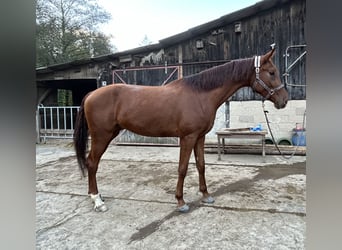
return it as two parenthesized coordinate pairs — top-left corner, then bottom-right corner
(36, 140), (306, 249)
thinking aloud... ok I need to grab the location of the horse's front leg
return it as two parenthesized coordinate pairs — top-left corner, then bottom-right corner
(194, 136), (215, 204)
(175, 135), (197, 212)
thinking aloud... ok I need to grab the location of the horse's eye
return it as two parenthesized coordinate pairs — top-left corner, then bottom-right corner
(269, 71), (275, 76)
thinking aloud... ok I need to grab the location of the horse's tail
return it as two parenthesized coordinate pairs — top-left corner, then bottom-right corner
(74, 95), (89, 177)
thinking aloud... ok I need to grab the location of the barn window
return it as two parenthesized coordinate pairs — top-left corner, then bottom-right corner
(196, 39), (204, 49)
(234, 22), (242, 33)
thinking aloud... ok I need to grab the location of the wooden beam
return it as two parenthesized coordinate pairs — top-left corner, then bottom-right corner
(204, 143), (306, 156)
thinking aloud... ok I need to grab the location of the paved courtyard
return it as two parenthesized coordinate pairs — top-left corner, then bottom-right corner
(36, 140), (306, 249)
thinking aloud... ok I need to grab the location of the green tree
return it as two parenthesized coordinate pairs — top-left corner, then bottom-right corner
(139, 34), (153, 47)
(36, 0), (116, 67)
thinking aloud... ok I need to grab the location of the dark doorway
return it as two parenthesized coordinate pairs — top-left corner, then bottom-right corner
(37, 78), (97, 106)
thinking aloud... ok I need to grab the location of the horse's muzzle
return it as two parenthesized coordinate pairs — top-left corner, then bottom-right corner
(274, 96), (288, 109)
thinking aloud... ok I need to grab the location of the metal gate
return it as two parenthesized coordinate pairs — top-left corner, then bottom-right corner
(36, 105), (80, 142)
(111, 65), (181, 145)
(283, 44), (307, 87)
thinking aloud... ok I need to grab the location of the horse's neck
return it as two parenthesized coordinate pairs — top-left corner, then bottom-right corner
(211, 79), (251, 109)
(212, 60), (254, 108)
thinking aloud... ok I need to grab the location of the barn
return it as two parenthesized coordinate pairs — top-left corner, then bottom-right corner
(36, 0), (306, 146)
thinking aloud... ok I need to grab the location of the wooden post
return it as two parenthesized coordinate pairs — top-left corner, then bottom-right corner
(178, 44), (183, 78)
(36, 107), (40, 143)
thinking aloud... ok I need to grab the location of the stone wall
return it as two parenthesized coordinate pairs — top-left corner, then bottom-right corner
(206, 100), (306, 144)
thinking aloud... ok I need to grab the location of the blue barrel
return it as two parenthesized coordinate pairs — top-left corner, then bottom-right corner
(292, 129), (306, 146)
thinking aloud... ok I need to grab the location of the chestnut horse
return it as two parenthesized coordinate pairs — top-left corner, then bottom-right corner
(74, 48), (288, 212)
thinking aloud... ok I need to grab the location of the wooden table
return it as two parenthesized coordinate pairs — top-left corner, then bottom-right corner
(216, 128), (268, 160)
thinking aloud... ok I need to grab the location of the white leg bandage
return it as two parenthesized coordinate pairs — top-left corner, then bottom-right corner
(90, 193), (108, 212)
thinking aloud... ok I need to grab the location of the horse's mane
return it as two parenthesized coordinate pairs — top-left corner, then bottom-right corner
(182, 57), (254, 91)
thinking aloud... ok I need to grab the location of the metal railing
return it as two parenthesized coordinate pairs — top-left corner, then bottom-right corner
(36, 105), (80, 142)
(35, 104), (179, 145)
(112, 65), (181, 85)
(283, 44), (307, 87)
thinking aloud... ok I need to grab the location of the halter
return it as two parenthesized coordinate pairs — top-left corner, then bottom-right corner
(252, 55), (284, 100)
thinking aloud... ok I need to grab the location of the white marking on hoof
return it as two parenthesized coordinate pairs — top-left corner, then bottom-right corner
(90, 193), (108, 212)
(178, 204), (190, 213)
(94, 203), (108, 212)
(202, 196), (215, 204)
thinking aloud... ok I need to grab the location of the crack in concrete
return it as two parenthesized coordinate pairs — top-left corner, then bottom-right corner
(36, 156), (76, 169)
(200, 204), (306, 217)
(100, 158), (301, 168)
(36, 196), (88, 237)
(36, 190), (87, 197)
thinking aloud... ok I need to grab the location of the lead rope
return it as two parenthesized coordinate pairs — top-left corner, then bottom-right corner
(262, 101), (306, 159)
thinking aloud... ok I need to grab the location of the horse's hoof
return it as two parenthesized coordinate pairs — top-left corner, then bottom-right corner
(202, 196), (215, 204)
(94, 204), (108, 212)
(178, 204), (190, 213)
(90, 193), (108, 212)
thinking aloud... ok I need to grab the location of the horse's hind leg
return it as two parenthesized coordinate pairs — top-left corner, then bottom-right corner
(87, 128), (120, 212)
(194, 136), (215, 204)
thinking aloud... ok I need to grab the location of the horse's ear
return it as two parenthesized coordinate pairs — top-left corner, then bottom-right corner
(261, 48), (275, 64)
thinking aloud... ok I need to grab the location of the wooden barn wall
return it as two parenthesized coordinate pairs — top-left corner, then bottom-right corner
(115, 0), (305, 100)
